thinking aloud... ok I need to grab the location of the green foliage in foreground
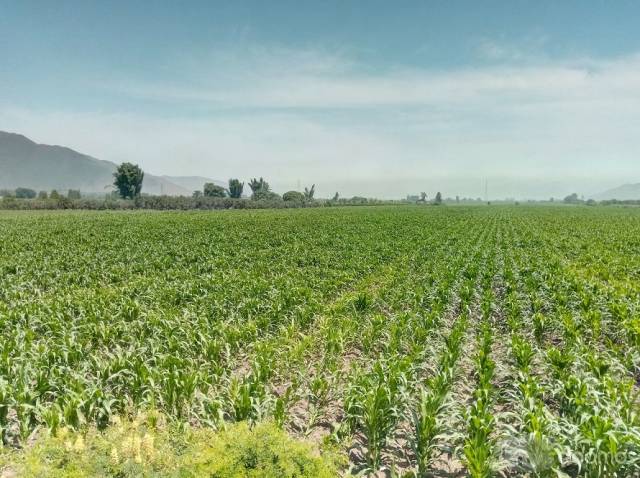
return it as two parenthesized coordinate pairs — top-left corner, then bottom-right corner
(0, 417), (337, 478)
(3, 206), (640, 476)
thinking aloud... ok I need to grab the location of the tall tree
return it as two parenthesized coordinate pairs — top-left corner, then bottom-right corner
(15, 187), (36, 199)
(304, 184), (315, 201)
(434, 192), (442, 205)
(204, 183), (226, 198)
(249, 177), (270, 194)
(563, 193), (580, 204)
(113, 163), (144, 199)
(228, 178), (244, 198)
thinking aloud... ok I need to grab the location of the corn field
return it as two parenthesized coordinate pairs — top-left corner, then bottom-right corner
(1, 206), (640, 477)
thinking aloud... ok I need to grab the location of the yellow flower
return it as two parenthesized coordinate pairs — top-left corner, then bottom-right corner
(110, 446), (120, 465)
(133, 434), (142, 454)
(141, 433), (155, 457)
(73, 435), (85, 451)
(122, 435), (134, 458)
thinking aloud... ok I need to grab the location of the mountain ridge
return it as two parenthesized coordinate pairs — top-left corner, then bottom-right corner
(0, 131), (221, 196)
(592, 183), (640, 201)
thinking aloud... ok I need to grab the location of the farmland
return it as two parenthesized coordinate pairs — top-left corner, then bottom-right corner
(1, 205), (640, 476)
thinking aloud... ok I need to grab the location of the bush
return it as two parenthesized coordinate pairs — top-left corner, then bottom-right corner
(283, 191), (305, 202)
(15, 187), (37, 199)
(252, 190), (282, 202)
(204, 183), (226, 198)
(182, 422), (337, 477)
(0, 414), (176, 478)
(0, 418), (338, 478)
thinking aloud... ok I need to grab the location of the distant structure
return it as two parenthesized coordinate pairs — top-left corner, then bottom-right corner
(407, 194), (420, 202)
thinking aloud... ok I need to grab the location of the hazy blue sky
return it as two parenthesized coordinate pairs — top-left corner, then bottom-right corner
(2, 1), (640, 198)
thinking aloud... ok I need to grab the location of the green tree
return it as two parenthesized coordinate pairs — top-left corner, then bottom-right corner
(283, 190), (305, 202)
(113, 163), (144, 199)
(15, 187), (36, 199)
(434, 192), (442, 205)
(68, 189), (81, 200)
(192, 190), (203, 198)
(50, 190), (61, 199)
(563, 193), (580, 204)
(332, 192), (339, 201)
(252, 189), (281, 201)
(304, 184), (315, 201)
(249, 177), (270, 194)
(38, 191), (48, 200)
(227, 179), (244, 198)
(204, 183), (226, 198)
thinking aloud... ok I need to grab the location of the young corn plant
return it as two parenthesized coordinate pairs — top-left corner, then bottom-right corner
(463, 392), (495, 478)
(463, 322), (497, 478)
(411, 336), (463, 478)
(0, 383), (9, 445)
(412, 387), (446, 476)
(304, 374), (331, 434)
(344, 360), (407, 472)
(507, 335), (561, 476)
(226, 373), (268, 422)
(272, 385), (294, 430)
(410, 315), (468, 475)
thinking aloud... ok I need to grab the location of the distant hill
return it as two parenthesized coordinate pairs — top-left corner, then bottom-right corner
(592, 183), (640, 201)
(0, 131), (220, 196)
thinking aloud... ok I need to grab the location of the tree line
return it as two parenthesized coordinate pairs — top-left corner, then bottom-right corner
(114, 163), (318, 203)
(0, 188), (81, 200)
(1, 163), (398, 209)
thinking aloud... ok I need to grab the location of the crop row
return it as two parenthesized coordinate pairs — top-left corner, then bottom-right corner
(1, 206), (640, 476)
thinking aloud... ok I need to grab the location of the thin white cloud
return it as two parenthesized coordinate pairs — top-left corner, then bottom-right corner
(475, 34), (550, 62)
(2, 47), (640, 198)
(104, 49), (640, 113)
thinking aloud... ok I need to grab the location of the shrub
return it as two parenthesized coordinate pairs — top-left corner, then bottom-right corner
(182, 422), (337, 477)
(0, 414), (176, 478)
(283, 191), (305, 202)
(0, 418), (338, 478)
(15, 187), (37, 199)
(204, 183), (226, 198)
(252, 190), (281, 202)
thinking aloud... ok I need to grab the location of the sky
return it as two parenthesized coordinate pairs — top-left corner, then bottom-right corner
(1, 0), (640, 199)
